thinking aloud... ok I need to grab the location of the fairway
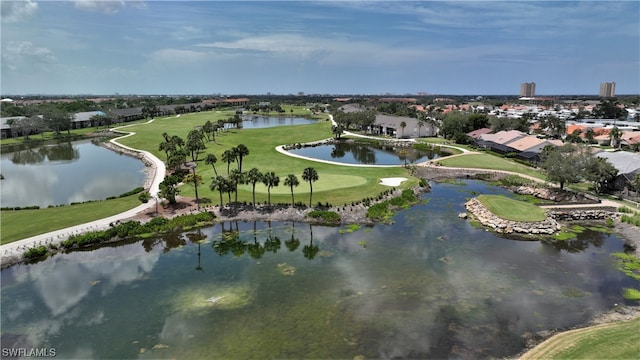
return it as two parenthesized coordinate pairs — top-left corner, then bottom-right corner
(477, 194), (547, 222)
(520, 317), (640, 359)
(438, 153), (546, 180)
(239, 174), (367, 194)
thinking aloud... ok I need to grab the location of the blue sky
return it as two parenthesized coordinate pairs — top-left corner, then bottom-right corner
(1, 1), (638, 95)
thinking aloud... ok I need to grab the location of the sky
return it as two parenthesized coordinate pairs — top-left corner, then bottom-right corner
(1, 0), (639, 96)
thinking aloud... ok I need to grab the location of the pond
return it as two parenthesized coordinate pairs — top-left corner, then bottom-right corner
(0, 139), (146, 208)
(240, 116), (320, 129)
(287, 141), (443, 165)
(0, 180), (636, 359)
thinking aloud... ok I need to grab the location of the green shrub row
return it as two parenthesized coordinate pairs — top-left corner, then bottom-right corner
(62, 212), (215, 249)
(23, 245), (49, 259)
(621, 214), (640, 227)
(1, 205), (40, 211)
(306, 210), (341, 224)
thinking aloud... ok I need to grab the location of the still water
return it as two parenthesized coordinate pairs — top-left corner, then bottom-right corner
(0, 139), (146, 208)
(240, 116), (320, 129)
(287, 142), (442, 165)
(0, 181), (636, 359)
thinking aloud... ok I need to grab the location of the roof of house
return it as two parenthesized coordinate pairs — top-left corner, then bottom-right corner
(596, 151), (640, 175)
(73, 111), (106, 122)
(505, 136), (546, 152)
(478, 130), (526, 145)
(467, 128), (492, 139)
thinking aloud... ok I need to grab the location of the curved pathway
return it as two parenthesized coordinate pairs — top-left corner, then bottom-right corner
(1, 120), (166, 263)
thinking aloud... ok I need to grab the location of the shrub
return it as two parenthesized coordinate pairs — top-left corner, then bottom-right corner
(306, 210), (341, 224)
(138, 191), (151, 203)
(119, 187), (145, 198)
(23, 245), (48, 259)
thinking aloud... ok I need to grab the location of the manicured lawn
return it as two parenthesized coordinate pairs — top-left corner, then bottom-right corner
(520, 317), (640, 360)
(437, 153), (546, 180)
(477, 194), (547, 222)
(117, 111), (415, 207)
(1, 195), (141, 244)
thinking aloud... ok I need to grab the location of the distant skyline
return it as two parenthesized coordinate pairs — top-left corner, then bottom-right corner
(1, 1), (639, 96)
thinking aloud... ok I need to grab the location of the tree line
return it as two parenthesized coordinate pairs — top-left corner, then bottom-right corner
(157, 125), (320, 209)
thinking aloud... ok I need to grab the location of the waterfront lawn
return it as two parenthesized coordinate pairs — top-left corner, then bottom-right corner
(437, 153), (546, 180)
(117, 111), (415, 206)
(520, 317), (640, 360)
(477, 194), (547, 222)
(1, 195), (141, 244)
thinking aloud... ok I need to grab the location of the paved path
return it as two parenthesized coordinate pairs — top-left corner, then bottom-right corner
(1, 120), (166, 262)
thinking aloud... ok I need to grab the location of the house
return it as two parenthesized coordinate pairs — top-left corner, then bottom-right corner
(476, 130), (527, 153)
(595, 151), (640, 190)
(72, 111), (107, 129)
(466, 128), (492, 140)
(371, 114), (435, 138)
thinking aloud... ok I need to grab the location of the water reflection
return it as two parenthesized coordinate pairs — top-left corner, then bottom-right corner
(1, 181), (637, 359)
(288, 142), (443, 165)
(10, 142), (80, 165)
(1, 139), (146, 207)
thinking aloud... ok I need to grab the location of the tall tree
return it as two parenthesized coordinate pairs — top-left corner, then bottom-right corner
(302, 167), (319, 207)
(262, 171), (280, 206)
(229, 169), (244, 203)
(186, 129), (206, 162)
(234, 144), (250, 172)
(609, 126), (622, 148)
(204, 153), (219, 176)
(399, 121), (407, 138)
(209, 175), (228, 207)
(183, 171), (203, 208)
(245, 168), (263, 207)
(42, 108), (72, 136)
(540, 144), (583, 190)
(221, 149), (236, 174)
(584, 156), (618, 194)
(284, 174), (300, 207)
(159, 174), (181, 204)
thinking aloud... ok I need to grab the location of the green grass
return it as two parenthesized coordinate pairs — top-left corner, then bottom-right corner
(1, 195), (141, 244)
(437, 153), (546, 180)
(521, 317), (640, 359)
(117, 111), (415, 207)
(476, 194), (547, 222)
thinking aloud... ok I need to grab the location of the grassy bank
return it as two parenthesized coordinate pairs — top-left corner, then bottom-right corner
(1, 195), (141, 244)
(477, 194), (547, 222)
(436, 153), (546, 180)
(520, 316), (640, 359)
(117, 111), (414, 207)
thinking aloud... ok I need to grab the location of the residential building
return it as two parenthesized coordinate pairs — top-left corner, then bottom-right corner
(599, 82), (616, 98)
(520, 82), (536, 97)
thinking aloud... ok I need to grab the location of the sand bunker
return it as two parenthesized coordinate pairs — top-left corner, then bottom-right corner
(379, 177), (408, 187)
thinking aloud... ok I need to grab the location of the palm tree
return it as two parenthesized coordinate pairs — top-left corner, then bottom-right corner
(234, 144), (249, 172)
(399, 121), (407, 138)
(183, 171), (203, 209)
(209, 175), (227, 207)
(221, 149), (236, 174)
(262, 171), (280, 206)
(204, 153), (218, 176)
(229, 169), (244, 203)
(417, 119), (424, 138)
(609, 126), (622, 148)
(284, 174), (300, 207)
(245, 168), (263, 207)
(302, 167), (319, 207)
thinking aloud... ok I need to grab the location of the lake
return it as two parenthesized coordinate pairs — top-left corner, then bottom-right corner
(287, 142), (443, 165)
(240, 116), (320, 129)
(0, 139), (146, 208)
(0, 180), (636, 359)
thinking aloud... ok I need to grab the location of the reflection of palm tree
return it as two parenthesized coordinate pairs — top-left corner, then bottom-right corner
(302, 224), (319, 260)
(285, 222), (300, 251)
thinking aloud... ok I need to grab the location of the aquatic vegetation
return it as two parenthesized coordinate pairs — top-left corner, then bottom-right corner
(611, 253), (640, 280)
(306, 210), (341, 225)
(622, 288), (640, 301)
(553, 230), (578, 241)
(562, 287), (590, 298)
(277, 263), (296, 276)
(170, 282), (254, 313)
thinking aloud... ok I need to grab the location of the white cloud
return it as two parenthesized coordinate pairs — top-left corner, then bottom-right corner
(73, 0), (125, 14)
(149, 48), (209, 65)
(0, 0), (38, 23)
(2, 41), (56, 71)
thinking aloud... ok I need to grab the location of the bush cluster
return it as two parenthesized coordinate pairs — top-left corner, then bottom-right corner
(61, 212), (215, 249)
(306, 210), (341, 224)
(23, 245), (49, 259)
